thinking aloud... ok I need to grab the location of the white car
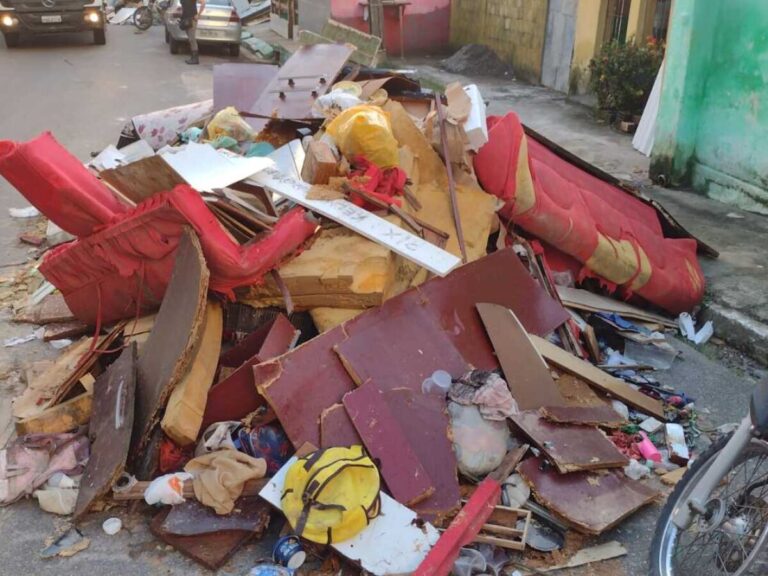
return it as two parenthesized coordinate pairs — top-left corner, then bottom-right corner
(164, 0), (240, 56)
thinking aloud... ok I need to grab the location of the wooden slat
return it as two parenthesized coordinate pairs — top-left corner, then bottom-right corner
(530, 335), (666, 420)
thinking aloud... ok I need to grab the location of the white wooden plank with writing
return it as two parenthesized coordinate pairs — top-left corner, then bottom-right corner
(248, 166), (462, 276)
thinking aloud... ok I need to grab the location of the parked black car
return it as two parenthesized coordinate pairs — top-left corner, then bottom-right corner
(0, 0), (106, 47)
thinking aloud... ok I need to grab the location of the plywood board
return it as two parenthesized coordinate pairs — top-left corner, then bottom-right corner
(384, 387), (461, 522)
(132, 230), (210, 467)
(100, 156), (186, 204)
(556, 286), (676, 328)
(477, 303), (565, 410)
(248, 166), (462, 276)
(518, 457), (658, 535)
(531, 335), (666, 420)
(335, 304), (468, 393)
(511, 411), (628, 473)
(161, 301), (223, 447)
(257, 325), (355, 448)
(213, 63), (278, 131)
(541, 405), (626, 428)
(249, 44), (355, 121)
(320, 403), (361, 448)
(262, 457), (440, 575)
(344, 384), (435, 507)
(75, 344), (136, 519)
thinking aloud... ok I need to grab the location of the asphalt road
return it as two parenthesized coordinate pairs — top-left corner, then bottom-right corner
(0, 23), (761, 576)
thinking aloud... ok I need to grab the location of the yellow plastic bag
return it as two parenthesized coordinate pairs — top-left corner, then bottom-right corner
(206, 106), (255, 142)
(326, 105), (399, 168)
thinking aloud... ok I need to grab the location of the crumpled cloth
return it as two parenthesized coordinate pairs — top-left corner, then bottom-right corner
(0, 432), (89, 506)
(184, 450), (266, 515)
(449, 370), (518, 421)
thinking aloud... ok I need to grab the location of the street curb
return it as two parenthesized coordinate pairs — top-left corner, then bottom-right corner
(702, 303), (768, 366)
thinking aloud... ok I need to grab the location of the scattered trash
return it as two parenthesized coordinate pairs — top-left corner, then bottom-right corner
(0, 46), (715, 574)
(9, 206), (41, 218)
(441, 44), (513, 77)
(40, 527), (90, 559)
(102, 517), (122, 536)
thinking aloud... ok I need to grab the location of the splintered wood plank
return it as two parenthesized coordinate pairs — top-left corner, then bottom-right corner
(541, 405), (627, 428)
(257, 325), (355, 449)
(100, 155), (187, 204)
(476, 303), (566, 410)
(511, 411), (628, 473)
(161, 301), (224, 447)
(518, 457), (658, 535)
(530, 335), (666, 420)
(344, 383), (435, 507)
(75, 343), (137, 519)
(132, 229), (210, 466)
(556, 286), (676, 328)
(320, 403), (361, 449)
(15, 392), (93, 435)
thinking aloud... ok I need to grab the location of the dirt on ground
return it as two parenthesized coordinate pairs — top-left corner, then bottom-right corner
(440, 44), (514, 78)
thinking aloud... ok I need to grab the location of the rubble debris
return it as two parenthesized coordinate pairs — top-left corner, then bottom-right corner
(660, 466), (687, 486)
(33, 473), (79, 515)
(477, 303), (565, 410)
(132, 230), (209, 476)
(74, 344), (137, 519)
(519, 541), (627, 574)
(15, 292), (76, 325)
(518, 457), (659, 535)
(449, 369), (518, 420)
(263, 456), (439, 575)
(441, 44), (513, 77)
(531, 334), (666, 420)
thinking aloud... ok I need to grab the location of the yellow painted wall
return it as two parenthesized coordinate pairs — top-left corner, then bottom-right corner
(450, 0), (548, 83)
(570, 0), (608, 93)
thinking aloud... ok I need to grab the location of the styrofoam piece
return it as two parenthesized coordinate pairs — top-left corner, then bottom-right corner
(248, 166), (462, 276)
(463, 84), (488, 152)
(261, 457), (440, 576)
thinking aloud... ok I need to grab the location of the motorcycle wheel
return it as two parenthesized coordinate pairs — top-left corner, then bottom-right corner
(650, 432), (768, 576)
(133, 6), (154, 31)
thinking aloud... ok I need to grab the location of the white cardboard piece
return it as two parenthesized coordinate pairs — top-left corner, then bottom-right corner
(161, 143), (272, 192)
(248, 167), (462, 276)
(261, 457), (439, 576)
(463, 84), (488, 152)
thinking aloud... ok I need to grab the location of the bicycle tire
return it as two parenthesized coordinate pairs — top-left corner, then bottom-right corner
(133, 6), (153, 31)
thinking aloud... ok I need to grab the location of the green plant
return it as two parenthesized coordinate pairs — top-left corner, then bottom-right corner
(589, 38), (664, 116)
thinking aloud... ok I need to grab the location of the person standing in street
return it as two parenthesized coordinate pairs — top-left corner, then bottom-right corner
(180, 0), (205, 65)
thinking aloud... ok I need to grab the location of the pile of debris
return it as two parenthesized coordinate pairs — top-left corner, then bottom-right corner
(0, 41), (716, 574)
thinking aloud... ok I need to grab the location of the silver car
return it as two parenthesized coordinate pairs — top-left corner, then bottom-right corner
(164, 0), (240, 56)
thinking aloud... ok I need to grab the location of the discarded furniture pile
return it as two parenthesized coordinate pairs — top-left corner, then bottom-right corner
(0, 43), (716, 574)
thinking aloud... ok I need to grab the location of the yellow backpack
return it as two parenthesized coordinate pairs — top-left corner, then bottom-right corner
(281, 446), (381, 544)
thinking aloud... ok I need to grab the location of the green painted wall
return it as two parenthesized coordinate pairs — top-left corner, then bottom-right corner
(651, 0), (768, 213)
